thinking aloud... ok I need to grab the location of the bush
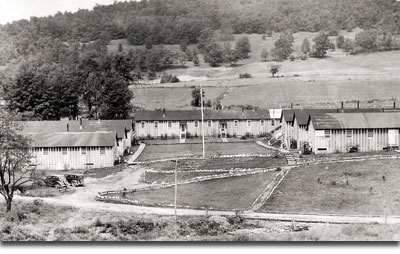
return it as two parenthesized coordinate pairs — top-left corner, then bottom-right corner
(290, 139), (297, 149)
(205, 99), (212, 107)
(300, 54), (308, 60)
(289, 55), (295, 61)
(239, 73), (252, 79)
(160, 73), (180, 83)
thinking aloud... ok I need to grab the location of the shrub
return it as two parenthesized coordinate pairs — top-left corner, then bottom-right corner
(205, 99), (212, 107)
(160, 73), (180, 83)
(33, 199), (44, 207)
(300, 54), (308, 60)
(239, 73), (252, 79)
(290, 139), (297, 149)
(289, 55), (295, 61)
(186, 133), (191, 139)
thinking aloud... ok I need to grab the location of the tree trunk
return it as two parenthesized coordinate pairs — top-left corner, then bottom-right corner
(6, 198), (12, 212)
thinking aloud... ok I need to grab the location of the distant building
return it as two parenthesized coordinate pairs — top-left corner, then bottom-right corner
(28, 132), (118, 170)
(134, 108), (273, 140)
(308, 112), (400, 153)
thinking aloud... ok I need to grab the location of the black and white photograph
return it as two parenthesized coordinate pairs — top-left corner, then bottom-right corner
(1, 0), (400, 243)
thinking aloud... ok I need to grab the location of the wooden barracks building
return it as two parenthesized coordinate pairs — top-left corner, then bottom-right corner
(134, 108), (274, 140)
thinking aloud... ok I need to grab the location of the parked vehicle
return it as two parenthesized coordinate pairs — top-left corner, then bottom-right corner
(64, 174), (85, 187)
(44, 175), (70, 190)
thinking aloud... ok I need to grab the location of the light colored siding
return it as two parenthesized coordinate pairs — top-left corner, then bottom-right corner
(31, 146), (116, 170)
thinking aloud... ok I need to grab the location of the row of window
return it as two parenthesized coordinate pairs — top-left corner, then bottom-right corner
(141, 120), (267, 128)
(324, 130), (374, 139)
(37, 147), (106, 155)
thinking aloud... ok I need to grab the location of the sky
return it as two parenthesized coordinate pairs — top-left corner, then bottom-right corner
(0, 0), (124, 24)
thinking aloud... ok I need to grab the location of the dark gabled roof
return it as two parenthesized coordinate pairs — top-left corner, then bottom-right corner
(204, 109), (270, 120)
(286, 108), (384, 126)
(135, 110), (202, 121)
(310, 112), (400, 130)
(281, 109), (295, 122)
(19, 119), (133, 139)
(28, 132), (117, 147)
(134, 109), (270, 121)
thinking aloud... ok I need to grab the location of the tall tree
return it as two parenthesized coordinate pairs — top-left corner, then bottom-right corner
(260, 48), (268, 62)
(235, 36), (251, 59)
(336, 35), (345, 49)
(191, 87), (205, 107)
(312, 32), (331, 58)
(0, 109), (35, 212)
(272, 36), (293, 60)
(301, 37), (311, 54)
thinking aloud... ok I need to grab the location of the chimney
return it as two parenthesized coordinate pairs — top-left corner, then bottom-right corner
(67, 123), (69, 132)
(357, 101), (360, 109)
(162, 108), (166, 118)
(80, 118), (83, 130)
(394, 101), (396, 109)
(290, 103), (293, 109)
(341, 101), (344, 109)
(241, 107), (245, 116)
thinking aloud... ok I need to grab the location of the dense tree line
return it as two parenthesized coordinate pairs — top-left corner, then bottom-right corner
(1, 0), (400, 66)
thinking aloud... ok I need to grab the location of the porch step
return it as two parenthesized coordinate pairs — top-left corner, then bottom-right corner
(179, 139), (186, 144)
(221, 138), (228, 142)
(285, 154), (297, 166)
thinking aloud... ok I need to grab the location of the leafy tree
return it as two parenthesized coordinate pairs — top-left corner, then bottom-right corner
(0, 110), (35, 212)
(193, 54), (200, 66)
(235, 37), (251, 59)
(272, 36), (293, 60)
(203, 42), (224, 67)
(191, 87), (204, 107)
(118, 43), (123, 53)
(301, 38), (311, 54)
(98, 73), (133, 119)
(185, 49), (193, 61)
(269, 64), (281, 78)
(336, 35), (345, 49)
(311, 32), (330, 58)
(222, 44), (239, 65)
(343, 38), (354, 52)
(260, 48), (268, 62)
(354, 30), (377, 52)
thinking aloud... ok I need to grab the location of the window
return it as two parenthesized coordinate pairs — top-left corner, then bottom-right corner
(208, 121), (212, 127)
(234, 120), (238, 127)
(81, 147), (86, 155)
(168, 121), (172, 128)
(247, 120), (252, 127)
(346, 130), (352, 139)
(62, 148), (67, 155)
(261, 120), (265, 126)
(368, 129), (373, 138)
(194, 121), (199, 128)
(43, 148), (48, 155)
(100, 147), (106, 155)
(324, 130), (331, 139)
(154, 121), (159, 128)
(141, 121), (145, 128)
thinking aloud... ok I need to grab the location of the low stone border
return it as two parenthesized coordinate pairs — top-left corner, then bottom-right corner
(298, 154), (400, 166)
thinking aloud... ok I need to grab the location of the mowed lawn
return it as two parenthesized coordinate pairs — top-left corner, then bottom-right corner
(125, 172), (277, 210)
(260, 159), (400, 215)
(142, 156), (286, 171)
(137, 142), (275, 161)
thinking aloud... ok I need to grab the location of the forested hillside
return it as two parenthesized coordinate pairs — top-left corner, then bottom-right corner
(1, 0), (400, 120)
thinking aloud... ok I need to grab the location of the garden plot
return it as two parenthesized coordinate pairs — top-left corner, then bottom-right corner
(259, 159), (400, 216)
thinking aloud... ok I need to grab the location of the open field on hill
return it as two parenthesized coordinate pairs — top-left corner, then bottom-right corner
(121, 172), (277, 210)
(259, 159), (400, 215)
(137, 142), (277, 161)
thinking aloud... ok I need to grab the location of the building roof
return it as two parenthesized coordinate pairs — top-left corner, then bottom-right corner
(19, 119), (133, 139)
(134, 109), (270, 121)
(284, 108), (384, 125)
(310, 112), (400, 130)
(28, 132), (117, 148)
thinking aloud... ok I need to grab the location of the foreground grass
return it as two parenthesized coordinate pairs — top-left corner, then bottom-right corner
(120, 172), (278, 210)
(137, 142), (276, 161)
(260, 159), (400, 215)
(1, 200), (399, 241)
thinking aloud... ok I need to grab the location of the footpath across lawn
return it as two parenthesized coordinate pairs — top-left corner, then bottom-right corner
(259, 159), (400, 216)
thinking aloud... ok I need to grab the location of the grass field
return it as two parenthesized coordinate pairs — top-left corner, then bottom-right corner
(137, 142), (276, 161)
(259, 159), (400, 215)
(141, 156), (286, 171)
(124, 171), (278, 210)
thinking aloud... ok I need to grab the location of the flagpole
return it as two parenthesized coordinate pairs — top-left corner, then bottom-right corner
(200, 83), (205, 158)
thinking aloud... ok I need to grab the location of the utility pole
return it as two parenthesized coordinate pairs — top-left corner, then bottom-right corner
(174, 158), (178, 220)
(200, 83), (205, 158)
